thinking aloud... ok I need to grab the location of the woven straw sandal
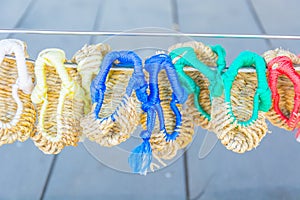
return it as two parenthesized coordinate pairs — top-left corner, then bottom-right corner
(31, 48), (85, 154)
(80, 51), (147, 147)
(263, 49), (300, 141)
(210, 51), (272, 153)
(72, 43), (111, 113)
(169, 41), (226, 130)
(128, 53), (193, 174)
(146, 54), (194, 160)
(0, 39), (35, 146)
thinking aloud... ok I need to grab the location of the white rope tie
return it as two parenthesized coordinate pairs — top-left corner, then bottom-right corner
(0, 39), (33, 129)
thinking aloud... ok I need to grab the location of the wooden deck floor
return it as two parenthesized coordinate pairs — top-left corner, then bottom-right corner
(0, 0), (300, 199)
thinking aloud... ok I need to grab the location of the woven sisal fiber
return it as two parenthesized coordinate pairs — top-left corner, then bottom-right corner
(185, 71), (211, 129)
(31, 49), (85, 154)
(210, 52), (271, 153)
(169, 41), (220, 66)
(72, 43), (111, 114)
(168, 41), (225, 130)
(0, 39), (35, 146)
(81, 51), (144, 147)
(263, 49), (300, 131)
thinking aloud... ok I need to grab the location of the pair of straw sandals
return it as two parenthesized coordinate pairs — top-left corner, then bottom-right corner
(170, 43), (300, 153)
(0, 39), (193, 174)
(171, 43), (300, 152)
(0, 39), (299, 174)
(0, 39), (109, 154)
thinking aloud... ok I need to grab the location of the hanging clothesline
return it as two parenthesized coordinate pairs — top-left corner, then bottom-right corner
(5, 52), (300, 73)
(1, 29), (300, 40)
(1, 38), (300, 174)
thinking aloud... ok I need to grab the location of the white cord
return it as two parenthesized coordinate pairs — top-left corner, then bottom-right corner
(0, 39), (34, 129)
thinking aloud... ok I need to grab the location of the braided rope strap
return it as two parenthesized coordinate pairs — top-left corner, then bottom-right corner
(147, 54), (193, 160)
(210, 51), (272, 153)
(72, 43), (111, 114)
(31, 49), (85, 154)
(0, 39), (35, 145)
(81, 51), (147, 147)
(267, 49), (300, 141)
(169, 42), (226, 130)
(129, 53), (192, 174)
(263, 49), (300, 137)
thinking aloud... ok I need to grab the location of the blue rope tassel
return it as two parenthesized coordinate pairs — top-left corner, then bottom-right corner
(128, 107), (155, 175)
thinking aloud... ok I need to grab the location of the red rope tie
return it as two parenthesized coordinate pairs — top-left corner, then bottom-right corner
(267, 56), (300, 141)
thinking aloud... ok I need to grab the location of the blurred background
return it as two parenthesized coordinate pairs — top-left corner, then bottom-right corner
(0, 0), (300, 199)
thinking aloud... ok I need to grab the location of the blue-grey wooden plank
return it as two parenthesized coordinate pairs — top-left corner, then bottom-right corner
(0, 1), (54, 200)
(0, 141), (54, 200)
(174, 0), (300, 199)
(44, 144), (186, 200)
(0, 0), (102, 199)
(0, 0), (31, 27)
(176, 0), (269, 63)
(91, 0), (180, 51)
(44, 0), (187, 199)
(0, 0), (33, 39)
(250, 0), (300, 51)
(185, 125), (300, 200)
(96, 0), (173, 30)
(10, 0), (101, 58)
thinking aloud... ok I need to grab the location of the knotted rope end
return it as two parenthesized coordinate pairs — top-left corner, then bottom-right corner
(128, 138), (152, 175)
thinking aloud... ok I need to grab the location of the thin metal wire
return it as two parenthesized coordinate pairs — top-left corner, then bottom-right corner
(3, 29), (300, 72)
(1, 29), (300, 40)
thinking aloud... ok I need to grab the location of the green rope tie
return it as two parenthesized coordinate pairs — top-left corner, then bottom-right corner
(222, 51), (272, 126)
(169, 45), (226, 120)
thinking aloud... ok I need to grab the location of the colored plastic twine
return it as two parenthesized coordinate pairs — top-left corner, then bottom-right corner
(31, 49), (85, 154)
(81, 51), (147, 147)
(169, 42), (226, 129)
(263, 49), (300, 136)
(129, 53), (192, 175)
(0, 39), (35, 145)
(266, 54), (300, 141)
(148, 54), (194, 160)
(72, 43), (111, 114)
(210, 51), (272, 153)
